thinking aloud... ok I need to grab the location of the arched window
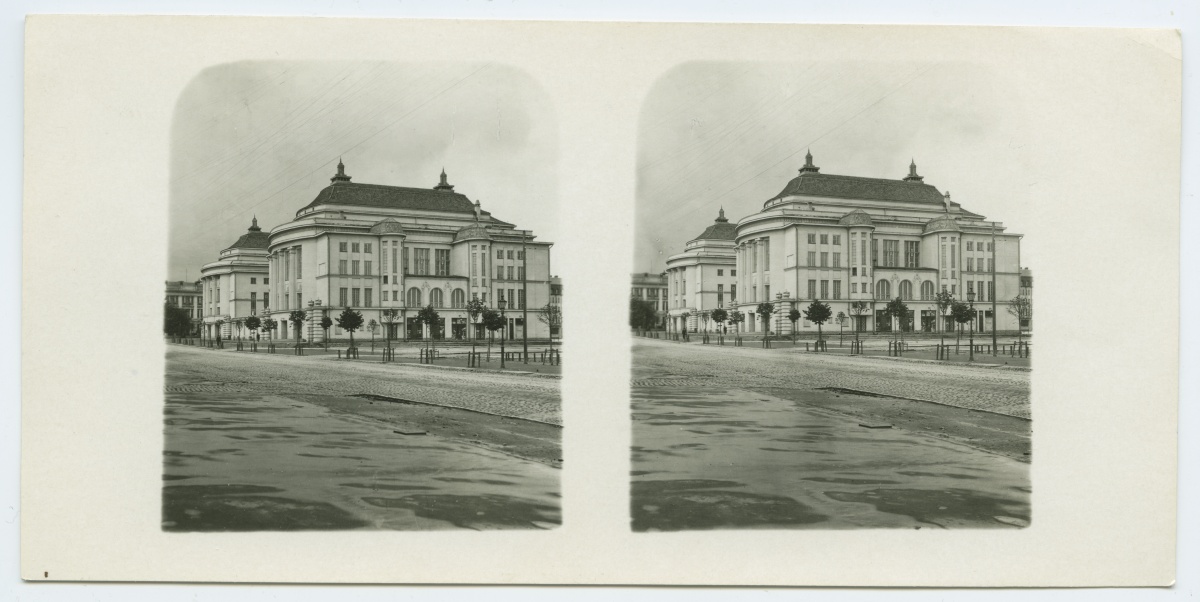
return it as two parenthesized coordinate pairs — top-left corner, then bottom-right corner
(430, 288), (444, 308)
(875, 279), (891, 301)
(406, 287), (422, 308)
(451, 288), (465, 309)
(921, 280), (935, 301)
(899, 280), (913, 301)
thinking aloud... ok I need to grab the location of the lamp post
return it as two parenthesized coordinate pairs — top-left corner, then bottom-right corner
(775, 292), (783, 340)
(967, 291), (976, 362)
(498, 294), (507, 369)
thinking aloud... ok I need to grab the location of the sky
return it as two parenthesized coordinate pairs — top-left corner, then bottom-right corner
(168, 61), (558, 281)
(634, 61), (1033, 274)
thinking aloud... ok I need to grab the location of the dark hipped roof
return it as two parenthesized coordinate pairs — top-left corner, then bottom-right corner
(692, 208), (737, 241)
(298, 182), (489, 217)
(224, 218), (270, 251)
(768, 172), (946, 206)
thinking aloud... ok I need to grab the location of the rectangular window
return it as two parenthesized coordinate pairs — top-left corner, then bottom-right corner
(883, 240), (899, 267)
(833, 252), (841, 268)
(717, 284), (724, 308)
(295, 248), (302, 278)
(820, 252), (828, 267)
(905, 241), (920, 268)
(365, 261), (373, 276)
(871, 239), (878, 267)
(364, 288), (373, 308)
(250, 278), (256, 284)
(517, 251), (524, 260)
(833, 280), (842, 300)
(392, 247), (398, 273)
(967, 258), (975, 272)
(339, 242), (347, 252)
(403, 248), (409, 274)
(496, 265), (503, 280)
(832, 235), (841, 245)
(351, 242), (360, 253)
(364, 243), (372, 253)
(264, 278), (269, 285)
(807, 233), (816, 244)
(731, 269), (736, 277)
(352, 260), (360, 276)
(820, 280), (829, 299)
(966, 241), (974, 251)
(435, 249), (450, 276)
(988, 281), (994, 302)
(383, 275), (388, 284)
(988, 258), (994, 272)
(352, 288), (361, 306)
(382, 290), (388, 302)
(518, 266), (525, 280)
(764, 284), (770, 300)
(967, 281), (975, 297)
(296, 293), (301, 308)
(507, 266), (514, 280)
(717, 269), (723, 276)
(507, 250), (514, 260)
(763, 242), (770, 270)
(808, 279), (817, 299)
(807, 251), (816, 266)
(730, 286), (736, 303)
(250, 292), (257, 314)
(518, 290), (525, 310)
(415, 248), (431, 275)
(851, 282), (858, 294)
(820, 234), (828, 244)
(497, 249), (503, 259)
(264, 292), (269, 309)
(849, 235), (856, 265)
(339, 260), (347, 275)
(382, 248), (388, 273)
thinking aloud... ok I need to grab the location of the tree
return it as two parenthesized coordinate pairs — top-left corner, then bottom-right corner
(951, 300), (973, 351)
(1007, 294), (1032, 347)
(538, 302), (561, 353)
(883, 297), (909, 348)
(629, 298), (658, 334)
(848, 301), (870, 341)
(288, 309), (307, 341)
(804, 300), (833, 345)
(367, 319), (379, 350)
(320, 316), (333, 347)
(709, 308), (728, 334)
(335, 308), (364, 349)
(755, 302), (775, 347)
(835, 311), (847, 345)
(787, 308), (801, 342)
(935, 289), (955, 350)
(262, 319), (278, 340)
(467, 298), (487, 340)
(417, 305), (441, 355)
(164, 304), (192, 338)
(482, 308), (504, 355)
(379, 308), (400, 349)
(244, 316), (262, 341)
(728, 309), (744, 338)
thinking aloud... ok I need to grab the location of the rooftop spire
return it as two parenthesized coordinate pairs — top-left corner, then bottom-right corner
(943, 190), (952, 212)
(799, 148), (820, 174)
(903, 158), (924, 182)
(330, 157), (351, 184)
(434, 167), (455, 191)
(249, 215), (260, 232)
(716, 206), (728, 223)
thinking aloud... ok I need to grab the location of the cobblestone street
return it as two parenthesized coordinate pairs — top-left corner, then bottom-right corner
(633, 338), (1030, 419)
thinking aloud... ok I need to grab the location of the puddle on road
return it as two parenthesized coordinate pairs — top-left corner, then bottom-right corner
(631, 387), (1029, 531)
(163, 372), (560, 531)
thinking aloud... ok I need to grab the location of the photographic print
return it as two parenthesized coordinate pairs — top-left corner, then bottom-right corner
(163, 61), (563, 531)
(631, 62), (1033, 531)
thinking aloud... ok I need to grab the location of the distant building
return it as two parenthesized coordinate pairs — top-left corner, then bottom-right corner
(663, 208), (737, 333)
(165, 280), (203, 335)
(664, 152), (1024, 335)
(1019, 267), (1033, 331)
(631, 271), (669, 328)
(549, 275), (563, 338)
(199, 218), (270, 340)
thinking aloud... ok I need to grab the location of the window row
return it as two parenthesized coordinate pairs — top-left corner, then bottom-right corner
(805, 233), (842, 245)
(337, 242), (374, 253)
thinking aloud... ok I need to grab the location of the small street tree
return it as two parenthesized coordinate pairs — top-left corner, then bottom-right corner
(417, 305), (441, 356)
(262, 319), (278, 340)
(951, 300), (973, 352)
(467, 299), (487, 357)
(755, 302), (775, 347)
(367, 319), (379, 351)
(244, 316), (262, 341)
(935, 290), (955, 350)
(288, 309), (307, 342)
(1007, 294), (1032, 350)
(848, 300), (870, 341)
(629, 298), (657, 335)
(482, 308), (504, 356)
(787, 308), (801, 343)
(335, 308), (364, 350)
(320, 316), (333, 348)
(538, 302), (561, 352)
(380, 308), (400, 349)
(164, 304), (192, 338)
(835, 311), (847, 346)
(883, 297), (909, 349)
(804, 299), (833, 346)
(709, 308), (728, 336)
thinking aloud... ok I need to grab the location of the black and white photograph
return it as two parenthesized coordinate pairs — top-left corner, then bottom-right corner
(631, 62), (1033, 530)
(162, 61), (563, 531)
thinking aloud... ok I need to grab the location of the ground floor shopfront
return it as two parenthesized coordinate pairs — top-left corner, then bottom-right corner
(218, 307), (545, 344)
(667, 302), (1018, 337)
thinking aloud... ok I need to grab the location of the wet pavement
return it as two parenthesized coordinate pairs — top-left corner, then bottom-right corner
(631, 386), (1030, 531)
(163, 374), (560, 531)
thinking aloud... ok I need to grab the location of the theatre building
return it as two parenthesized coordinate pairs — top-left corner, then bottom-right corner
(199, 218), (270, 340)
(260, 160), (553, 343)
(668, 151), (1024, 337)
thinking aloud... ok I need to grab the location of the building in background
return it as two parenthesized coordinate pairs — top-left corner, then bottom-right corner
(663, 208), (738, 333)
(549, 275), (563, 338)
(165, 280), (204, 335)
(199, 218), (270, 340)
(666, 151), (1024, 336)
(255, 160), (553, 343)
(631, 271), (669, 329)
(1019, 267), (1033, 331)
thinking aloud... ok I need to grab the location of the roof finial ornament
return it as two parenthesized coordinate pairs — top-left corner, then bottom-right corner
(435, 167), (454, 191)
(904, 158), (924, 182)
(330, 157), (351, 184)
(716, 206), (728, 222)
(250, 215), (260, 231)
(943, 190), (952, 212)
(799, 148), (820, 174)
